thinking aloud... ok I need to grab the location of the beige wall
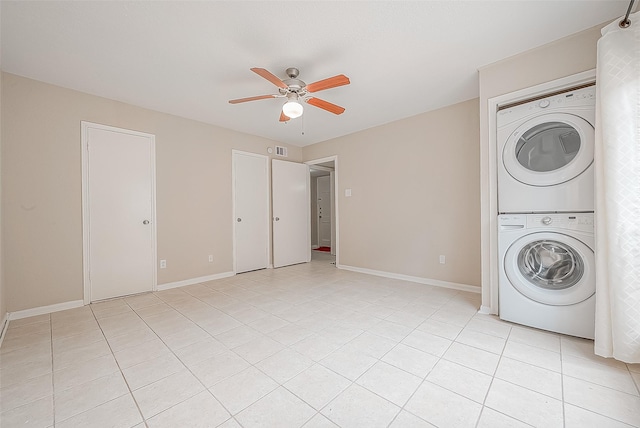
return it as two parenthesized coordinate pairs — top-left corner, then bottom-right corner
(478, 23), (604, 309)
(1, 72), (301, 312)
(303, 99), (481, 287)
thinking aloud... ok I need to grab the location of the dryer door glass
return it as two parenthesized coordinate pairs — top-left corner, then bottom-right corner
(517, 239), (584, 290)
(502, 113), (594, 187)
(515, 122), (580, 172)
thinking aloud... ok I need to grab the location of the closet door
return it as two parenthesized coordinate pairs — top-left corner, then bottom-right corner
(272, 159), (310, 268)
(233, 151), (269, 273)
(83, 123), (156, 302)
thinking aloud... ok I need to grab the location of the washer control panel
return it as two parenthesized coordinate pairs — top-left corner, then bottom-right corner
(497, 213), (594, 233)
(527, 213), (594, 233)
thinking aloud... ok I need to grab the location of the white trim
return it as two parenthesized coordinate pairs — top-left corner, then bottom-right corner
(309, 165), (333, 172)
(478, 305), (493, 315)
(0, 313), (10, 348)
(232, 150), (271, 274)
(157, 272), (235, 291)
(8, 300), (84, 321)
(339, 264), (480, 294)
(81, 122), (157, 304)
(481, 69), (596, 315)
(305, 156), (339, 264)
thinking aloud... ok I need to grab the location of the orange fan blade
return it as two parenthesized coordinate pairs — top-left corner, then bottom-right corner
(306, 74), (350, 93)
(251, 67), (288, 89)
(306, 97), (346, 115)
(228, 95), (275, 104)
(279, 111), (290, 122)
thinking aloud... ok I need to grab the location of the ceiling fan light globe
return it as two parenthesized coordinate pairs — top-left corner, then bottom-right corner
(282, 101), (303, 119)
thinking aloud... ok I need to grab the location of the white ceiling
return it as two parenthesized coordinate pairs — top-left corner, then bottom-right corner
(1, 1), (629, 147)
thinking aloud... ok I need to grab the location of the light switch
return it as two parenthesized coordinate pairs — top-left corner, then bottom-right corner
(345, 189), (352, 197)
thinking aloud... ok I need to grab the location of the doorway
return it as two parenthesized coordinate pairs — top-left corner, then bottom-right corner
(81, 122), (157, 303)
(306, 156), (339, 265)
(316, 175), (332, 249)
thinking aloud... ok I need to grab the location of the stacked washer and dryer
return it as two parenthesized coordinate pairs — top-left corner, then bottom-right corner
(497, 86), (596, 339)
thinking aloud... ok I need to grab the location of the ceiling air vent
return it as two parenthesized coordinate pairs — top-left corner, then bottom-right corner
(275, 146), (288, 157)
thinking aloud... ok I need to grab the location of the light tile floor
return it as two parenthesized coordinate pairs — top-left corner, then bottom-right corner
(1, 252), (639, 427)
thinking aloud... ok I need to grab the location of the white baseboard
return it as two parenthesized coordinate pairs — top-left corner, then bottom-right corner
(8, 300), (85, 321)
(157, 271), (235, 291)
(0, 312), (10, 348)
(339, 265), (480, 294)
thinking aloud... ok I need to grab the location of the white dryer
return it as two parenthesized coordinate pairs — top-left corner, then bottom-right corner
(497, 86), (595, 213)
(498, 213), (595, 339)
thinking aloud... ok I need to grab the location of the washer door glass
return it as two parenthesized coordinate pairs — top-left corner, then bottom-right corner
(517, 240), (583, 290)
(503, 113), (594, 186)
(504, 232), (594, 306)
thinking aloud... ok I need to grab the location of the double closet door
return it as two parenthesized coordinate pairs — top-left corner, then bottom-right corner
(233, 152), (310, 273)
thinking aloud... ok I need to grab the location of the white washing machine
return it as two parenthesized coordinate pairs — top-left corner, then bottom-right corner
(498, 213), (595, 339)
(497, 86), (595, 213)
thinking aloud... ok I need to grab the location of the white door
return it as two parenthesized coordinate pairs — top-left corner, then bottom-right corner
(317, 175), (332, 248)
(272, 159), (311, 268)
(233, 151), (269, 273)
(83, 123), (155, 302)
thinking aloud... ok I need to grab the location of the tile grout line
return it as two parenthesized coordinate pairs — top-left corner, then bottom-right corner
(319, 290), (479, 428)
(49, 313), (56, 428)
(157, 273), (408, 426)
(560, 336), (568, 428)
(474, 324), (513, 428)
(42, 264), (637, 423)
(123, 295), (244, 427)
(10, 262), (639, 428)
(89, 303), (149, 428)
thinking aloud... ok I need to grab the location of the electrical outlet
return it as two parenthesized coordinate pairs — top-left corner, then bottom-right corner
(208, 255), (214, 263)
(160, 259), (167, 269)
(439, 255), (446, 264)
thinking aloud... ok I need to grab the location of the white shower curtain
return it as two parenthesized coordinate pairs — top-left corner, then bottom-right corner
(594, 11), (640, 363)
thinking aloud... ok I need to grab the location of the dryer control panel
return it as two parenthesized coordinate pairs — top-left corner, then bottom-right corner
(498, 86), (595, 125)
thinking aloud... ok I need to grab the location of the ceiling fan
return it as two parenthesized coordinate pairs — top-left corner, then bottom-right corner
(229, 67), (350, 122)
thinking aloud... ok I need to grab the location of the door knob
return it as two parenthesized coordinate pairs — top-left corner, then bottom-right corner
(143, 220), (150, 225)
(237, 218), (242, 222)
(275, 217), (280, 221)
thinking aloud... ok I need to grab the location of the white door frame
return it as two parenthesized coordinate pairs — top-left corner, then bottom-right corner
(81, 122), (157, 304)
(305, 155), (340, 267)
(232, 150), (271, 273)
(481, 69), (595, 315)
